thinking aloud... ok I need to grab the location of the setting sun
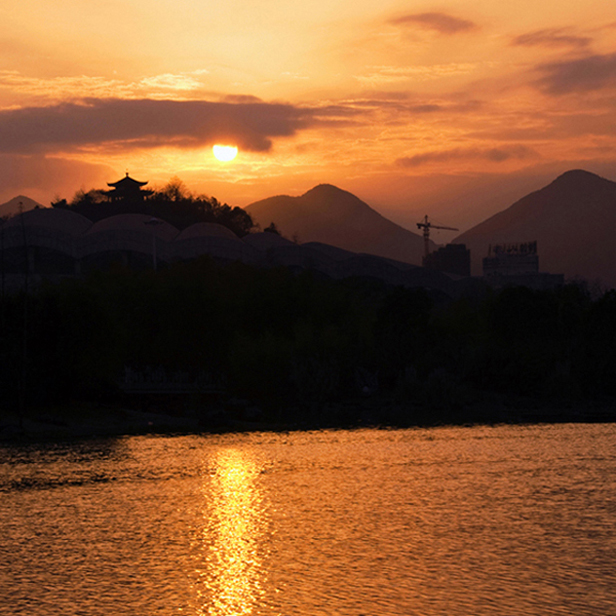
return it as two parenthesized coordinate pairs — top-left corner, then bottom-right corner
(213, 145), (238, 162)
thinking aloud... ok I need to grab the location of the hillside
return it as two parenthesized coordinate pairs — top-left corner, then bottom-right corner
(246, 184), (432, 265)
(0, 195), (43, 218)
(454, 170), (616, 289)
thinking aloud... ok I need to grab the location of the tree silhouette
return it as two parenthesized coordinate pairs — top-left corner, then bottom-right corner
(52, 178), (256, 236)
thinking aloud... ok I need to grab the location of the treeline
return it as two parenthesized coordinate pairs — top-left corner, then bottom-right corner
(0, 259), (614, 426)
(51, 178), (255, 236)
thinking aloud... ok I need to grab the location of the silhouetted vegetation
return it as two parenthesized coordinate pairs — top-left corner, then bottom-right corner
(51, 177), (255, 236)
(0, 261), (614, 431)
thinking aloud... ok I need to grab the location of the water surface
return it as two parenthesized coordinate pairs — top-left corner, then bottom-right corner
(2, 424), (616, 615)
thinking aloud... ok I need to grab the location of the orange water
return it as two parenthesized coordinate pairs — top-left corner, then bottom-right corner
(2, 425), (616, 615)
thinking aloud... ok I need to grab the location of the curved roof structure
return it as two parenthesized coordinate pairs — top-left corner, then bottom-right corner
(176, 222), (239, 241)
(173, 236), (258, 263)
(243, 232), (296, 251)
(263, 244), (334, 272)
(3, 207), (93, 235)
(301, 242), (357, 261)
(85, 214), (179, 241)
(107, 173), (149, 188)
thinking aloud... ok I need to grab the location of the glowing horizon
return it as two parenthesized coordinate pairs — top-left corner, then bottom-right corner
(1, 0), (615, 231)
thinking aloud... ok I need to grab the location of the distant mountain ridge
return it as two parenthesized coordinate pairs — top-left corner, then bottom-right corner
(246, 184), (433, 265)
(455, 170), (616, 288)
(0, 195), (43, 218)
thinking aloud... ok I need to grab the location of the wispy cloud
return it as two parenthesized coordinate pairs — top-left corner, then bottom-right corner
(512, 28), (592, 49)
(389, 12), (477, 35)
(396, 145), (538, 167)
(356, 63), (477, 85)
(0, 70), (217, 102)
(138, 71), (210, 91)
(535, 53), (616, 94)
(0, 71), (130, 100)
(340, 92), (483, 116)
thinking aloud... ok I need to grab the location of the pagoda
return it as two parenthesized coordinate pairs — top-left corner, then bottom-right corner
(104, 173), (154, 201)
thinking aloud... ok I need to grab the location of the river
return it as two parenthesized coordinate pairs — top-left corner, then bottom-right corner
(2, 424), (616, 615)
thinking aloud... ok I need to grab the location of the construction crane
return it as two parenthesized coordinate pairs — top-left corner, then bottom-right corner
(416, 215), (458, 260)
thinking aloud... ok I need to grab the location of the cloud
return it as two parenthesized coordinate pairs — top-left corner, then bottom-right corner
(138, 72), (209, 91)
(341, 93), (483, 117)
(0, 69), (229, 103)
(512, 28), (592, 49)
(536, 53), (616, 94)
(0, 70), (130, 100)
(468, 111), (616, 142)
(0, 98), (341, 154)
(356, 63), (477, 85)
(389, 12), (477, 35)
(396, 145), (538, 167)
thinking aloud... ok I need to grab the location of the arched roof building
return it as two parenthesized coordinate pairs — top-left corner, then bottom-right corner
(173, 222), (258, 263)
(81, 214), (179, 268)
(2, 208), (92, 257)
(243, 231), (296, 251)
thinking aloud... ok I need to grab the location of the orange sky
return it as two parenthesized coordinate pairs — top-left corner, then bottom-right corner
(1, 0), (615, 231)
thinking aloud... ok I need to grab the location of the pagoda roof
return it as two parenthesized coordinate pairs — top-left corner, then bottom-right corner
(107, 173), (149, 188)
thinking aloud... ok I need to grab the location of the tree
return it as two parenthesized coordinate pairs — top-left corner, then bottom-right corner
(264, 222), (281, 235)
(52, 178), (257, 236)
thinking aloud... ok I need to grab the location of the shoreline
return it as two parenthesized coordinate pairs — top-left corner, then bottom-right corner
(1, 396), (615, 443)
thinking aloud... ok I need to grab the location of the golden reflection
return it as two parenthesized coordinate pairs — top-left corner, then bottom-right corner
(197, 448), (266, 616)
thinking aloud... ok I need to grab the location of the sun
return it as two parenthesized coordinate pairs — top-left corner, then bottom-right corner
(213, 144), (238, 162)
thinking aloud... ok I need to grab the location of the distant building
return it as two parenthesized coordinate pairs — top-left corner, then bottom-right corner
(483, 241), (563, 290)
(483, 241), (538, 276)
(423, 243), (470, 277)
(103, 173), (153, 201)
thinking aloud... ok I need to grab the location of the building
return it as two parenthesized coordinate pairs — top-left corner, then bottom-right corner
(483, 242), (538, 277)
(0, 209), (456, 294)
(103, 173), (154, 201)
(483, 241), (563, 289)
(423, 243), (470, 277)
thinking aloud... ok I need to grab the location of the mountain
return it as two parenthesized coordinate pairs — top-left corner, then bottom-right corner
(246, 184), (432, 265)
(454, 170), (616, 288)
(0, 195), (44, 218)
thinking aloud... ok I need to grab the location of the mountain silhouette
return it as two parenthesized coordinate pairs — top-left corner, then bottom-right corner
(454, 170), (616, 288)
(246, 184), (432, 265)
(0, 195), (43, 218)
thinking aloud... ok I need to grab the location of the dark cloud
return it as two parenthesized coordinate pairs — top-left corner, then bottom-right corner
(349, 99), (444, 113)
(536, 53), (616, 94)
(512, 28), (591, 49)
(396, 145), (537, 167)
(390, 12), (477, 34)
(340, 93), (483, 115)
(468, 112), (616, 142)
(221, 94), (264, 104)
(0, 98), (335, 154)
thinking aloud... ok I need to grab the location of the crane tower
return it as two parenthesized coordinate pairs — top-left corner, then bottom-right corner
(416, 215), (458, 260)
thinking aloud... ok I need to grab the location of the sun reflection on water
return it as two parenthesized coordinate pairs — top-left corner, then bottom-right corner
(197, 448), (267, 616)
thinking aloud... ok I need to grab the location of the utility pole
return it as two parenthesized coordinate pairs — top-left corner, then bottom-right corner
(144, 217), (163, 271)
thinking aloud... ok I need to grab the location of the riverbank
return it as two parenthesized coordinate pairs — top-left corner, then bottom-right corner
(1, 394), (614, 442)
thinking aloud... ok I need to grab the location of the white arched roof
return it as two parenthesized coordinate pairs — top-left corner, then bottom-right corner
(243, 232), (296, 251)
(301, 242), (357, 261)
(4, 207), (93, 235)
(173, 237), (258, 264)
(176, 222), (239, 241)
(85, 214), (179, 241)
